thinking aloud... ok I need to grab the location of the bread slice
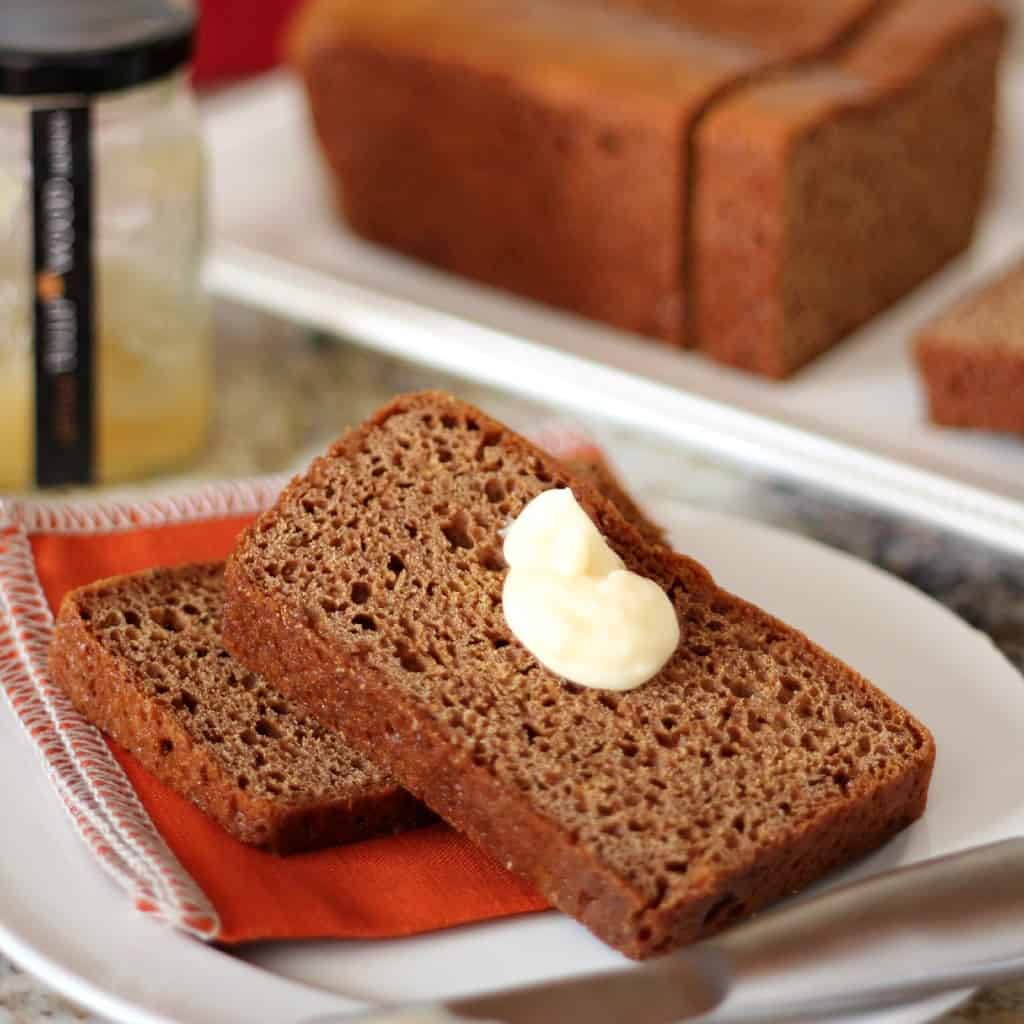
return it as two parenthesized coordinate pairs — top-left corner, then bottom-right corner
(48, 563), (432, 854)
(223, 392), (935, 957)
(288, 0), (883, 345)
(693, 0), (1005, 377)
(914, 258), (1024, 435)
(46, 451), (663, 854)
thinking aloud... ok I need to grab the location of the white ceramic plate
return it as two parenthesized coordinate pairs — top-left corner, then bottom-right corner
(3, 503), (1022, 1024)
(204, 69), (1024, 555)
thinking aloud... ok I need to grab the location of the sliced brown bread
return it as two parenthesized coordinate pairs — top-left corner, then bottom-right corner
(46, 452), (664, 854)
(48, 563), (432, 854)
(914, 258), (1024, 435)
(693, 0), (1006, 377)
(288, 0), (884, 345)
(223, 392), (935, 958)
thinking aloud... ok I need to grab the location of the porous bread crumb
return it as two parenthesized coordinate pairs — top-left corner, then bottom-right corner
(48, 564), (431, 853)
(224, 391), (935, 956)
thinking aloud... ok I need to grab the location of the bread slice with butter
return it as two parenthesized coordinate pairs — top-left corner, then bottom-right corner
(223, 391), (935, 957)
(46, 449), (660, 853)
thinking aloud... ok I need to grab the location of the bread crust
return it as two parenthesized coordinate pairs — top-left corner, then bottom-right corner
(49, 567), (431, 854)
(223, 392), (936, 956)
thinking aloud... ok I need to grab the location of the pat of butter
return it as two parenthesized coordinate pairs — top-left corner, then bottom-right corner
(502, 489), (679, 691)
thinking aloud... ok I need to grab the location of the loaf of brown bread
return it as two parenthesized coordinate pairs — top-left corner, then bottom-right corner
(223, 392), (935, 957)
(48, 564), (432, 853)
(289, 0), (884, 345)
(694, 0), (1006, 377)
(914, 258), (1024, 436)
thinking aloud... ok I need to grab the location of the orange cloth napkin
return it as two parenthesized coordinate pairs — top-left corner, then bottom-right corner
(32, 517), (548, 944)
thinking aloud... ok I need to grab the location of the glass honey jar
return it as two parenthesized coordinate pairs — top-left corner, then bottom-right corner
(0, 0), (211, 490)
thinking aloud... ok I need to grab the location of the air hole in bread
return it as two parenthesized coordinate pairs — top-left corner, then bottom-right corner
(654, 730), (678, 750)
(159, 738), (173, 755)
(728, 679), (754, 699)
(397, 647), (426, 673)
(478, 546), (505, 572)
(151, 607), (187, 633)
(256, 718), (282, 740)
(441, 511), (473, 551)
(173, 690), (198, 714)
(831, 704), (856, 729)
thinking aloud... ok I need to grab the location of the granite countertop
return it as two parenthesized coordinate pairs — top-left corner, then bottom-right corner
(3, 301), (1024, 1023)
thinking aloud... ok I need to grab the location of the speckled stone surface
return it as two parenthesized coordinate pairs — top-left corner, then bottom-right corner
(3, 301), (1023, 1022)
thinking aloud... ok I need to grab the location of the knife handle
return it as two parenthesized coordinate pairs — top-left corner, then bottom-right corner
(708, 837), (1024, 1021)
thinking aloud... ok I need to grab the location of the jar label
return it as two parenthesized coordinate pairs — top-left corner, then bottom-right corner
(30, 106), (95, 487)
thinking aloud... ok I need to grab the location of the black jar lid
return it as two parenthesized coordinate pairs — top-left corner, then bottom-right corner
(1, 0), (196, 97)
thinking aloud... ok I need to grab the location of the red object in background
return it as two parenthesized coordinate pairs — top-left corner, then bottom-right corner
(191, 0), (305, 87)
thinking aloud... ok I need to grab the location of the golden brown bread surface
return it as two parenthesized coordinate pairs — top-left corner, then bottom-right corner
(223, 392), (935, 957)
(289, 0), (884, 345)
(914, 258), (1024, 435)
(48, 563), (431, 853)
(694, 0), (1006, 377)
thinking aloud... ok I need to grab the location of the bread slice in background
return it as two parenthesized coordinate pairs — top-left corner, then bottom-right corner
(223, 391), (935, 957)
(288, 0), (883, 346)
(48, 563), (432, 854)
(693, 0), (1006, 377)
(914, 257), (1024, 436)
